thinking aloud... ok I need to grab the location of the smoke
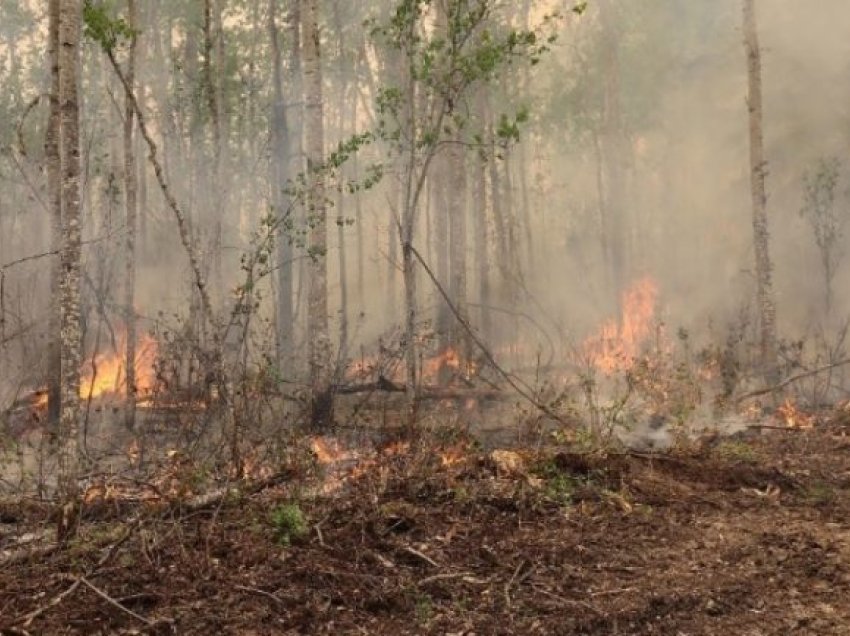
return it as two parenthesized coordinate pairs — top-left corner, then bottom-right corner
(2, 0), (850, 400)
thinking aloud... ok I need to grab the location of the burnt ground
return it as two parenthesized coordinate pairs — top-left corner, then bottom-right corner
(2, 417), (850, 635)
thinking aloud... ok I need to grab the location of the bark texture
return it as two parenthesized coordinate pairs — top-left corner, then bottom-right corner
(743, 0), (779, 383)
(269, 0), (295, 379)
(123, 0), (138, 431)
(46, 0), (62, 435)
(302, 0), (333, 428)
(58, 0), (83, 504)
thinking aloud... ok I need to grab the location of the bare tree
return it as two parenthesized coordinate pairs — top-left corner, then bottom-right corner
(801, 158), (846, 317)
(743, 0), (779, 383)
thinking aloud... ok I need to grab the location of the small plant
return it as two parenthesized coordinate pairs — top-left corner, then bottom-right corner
(804, 482), (836, 506)
(534, 459), (587, 507)
(269, 503), (308, 546)
(413, 592), (434, 626)
(713, 440), (757, 463)
(545, 472), (577, 506)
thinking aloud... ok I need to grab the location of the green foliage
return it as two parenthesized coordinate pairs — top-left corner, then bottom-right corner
(713, 440), (757, 464)
(269, 503), (308, 546)
(371, 0), (557, 155)
(82, 0), (136, 52)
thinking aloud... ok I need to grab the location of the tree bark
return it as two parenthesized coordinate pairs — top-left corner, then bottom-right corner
(598, 0), (627, 314)
(269, 0), (295, 380)
(473, 92), (492, 341)
(743, 0), (779, 383)
(447, 141), (468, 359)
(58, 0), (83, 511)
(302, 0), (333, 428)
(123, 0), (139, 431)
(46, 0), (62, 437)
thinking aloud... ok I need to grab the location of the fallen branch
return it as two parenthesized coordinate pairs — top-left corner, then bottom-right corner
(78, 576), (153, 627)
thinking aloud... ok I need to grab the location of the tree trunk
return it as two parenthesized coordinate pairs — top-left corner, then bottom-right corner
(742, 0), (779, 384)
(58, 0), (83, 515)
(202, 0), (224, 305)
(433, 155), (450, 350)
(473, 93), (492, 341)
(46, 0), (62, 437)
(302, 0), (332, 428)
(598, 0), (627, 314)
(334, 1), (349, 366)
(269, 0), (295, 380)
(447, 141), (468, 358)
(123, 0), (138, 431)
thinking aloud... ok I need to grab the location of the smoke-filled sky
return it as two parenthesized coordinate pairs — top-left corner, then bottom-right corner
(2, 0), (850, 400)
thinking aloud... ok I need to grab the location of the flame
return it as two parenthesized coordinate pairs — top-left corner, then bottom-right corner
(438, 443), (468, 467)
(776, 398), (815, 429)
(81, 333), (158, 400)
(424, 347), (461, 378)
(582, 277), (659, 374)
(310, 436), (353, 464)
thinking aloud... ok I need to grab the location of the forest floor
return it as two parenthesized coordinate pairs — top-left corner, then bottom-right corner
(2, 413), (850, 635)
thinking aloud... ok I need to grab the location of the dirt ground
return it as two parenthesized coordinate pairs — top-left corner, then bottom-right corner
(2, 415), (850, 635)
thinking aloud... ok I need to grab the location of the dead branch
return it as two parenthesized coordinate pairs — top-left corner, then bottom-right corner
(78, 577), (153, 626)
(181, 469), (295, 513)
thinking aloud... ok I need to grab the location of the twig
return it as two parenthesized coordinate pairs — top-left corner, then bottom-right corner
(78, 576), (153, 626)
(403, 545), (440, 568)
(504, 559), (526, 608)
(19, 577), (83, 629)
(417, 571), (481, 587)
(234, 584), (286, 605)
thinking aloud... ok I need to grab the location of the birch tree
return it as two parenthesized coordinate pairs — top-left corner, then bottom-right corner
(372, 0), (553, 414)
(58, 0), (84, 526)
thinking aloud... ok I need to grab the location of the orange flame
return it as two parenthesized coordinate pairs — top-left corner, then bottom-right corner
(582, 277), (659, 374)
(776, 398), (815, 429)
(81, 333), (158, 400)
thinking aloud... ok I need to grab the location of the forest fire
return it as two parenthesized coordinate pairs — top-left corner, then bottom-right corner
(26, 333), (159, 410)
(776, 398), (815, 429)
(581, 277), (659, 374)
(81, 333), (159, 401)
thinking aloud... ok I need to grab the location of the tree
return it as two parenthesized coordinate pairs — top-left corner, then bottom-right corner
(743, 0), (778, 384)
(58, 0), (84, 532)
(46, 0), (62, 435)
(123, 0), (138, 430)
(372, 0), (552, 415)
(800, 158), (846, 317)
(302, 0), (332, 428)
(269, 0), (296, 379)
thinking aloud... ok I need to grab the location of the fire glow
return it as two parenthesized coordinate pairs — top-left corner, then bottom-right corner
(582, 277), (659, 374)
(81, 333), (158, 401)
